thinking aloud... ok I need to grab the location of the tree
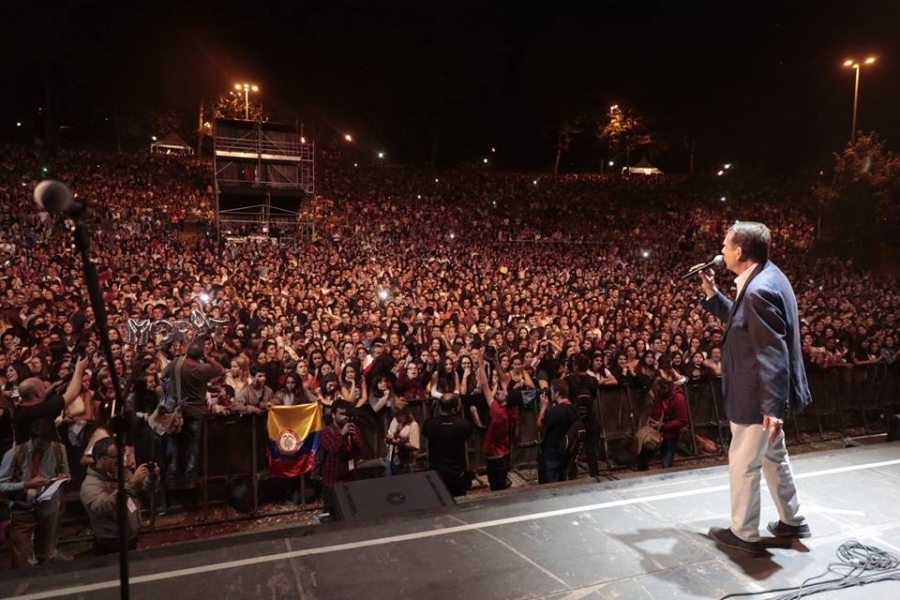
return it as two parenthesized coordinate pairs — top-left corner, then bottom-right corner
(682, 135), (697, 176)
(597, 105), (657, 168)
(553, 117), (583, 175)
(106, 102), (194, 152)
(813, 132), (900, 258)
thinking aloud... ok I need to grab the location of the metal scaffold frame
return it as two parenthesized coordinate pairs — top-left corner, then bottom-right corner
(213, 118), (315, 242)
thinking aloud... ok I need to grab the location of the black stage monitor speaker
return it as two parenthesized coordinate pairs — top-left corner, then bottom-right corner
(888, 415), (900, 442)
(331, 470), (455, 521)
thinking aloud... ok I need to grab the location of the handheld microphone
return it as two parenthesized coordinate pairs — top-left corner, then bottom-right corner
(680, 255), (724, 280)
(34, 180), (85, 217)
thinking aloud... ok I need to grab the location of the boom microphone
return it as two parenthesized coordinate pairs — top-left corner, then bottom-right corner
(680, 254), (724, 280)
(34, 180), (85, 216)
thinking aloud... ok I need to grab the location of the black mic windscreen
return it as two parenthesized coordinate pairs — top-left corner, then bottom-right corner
(34, 180), (73, 213)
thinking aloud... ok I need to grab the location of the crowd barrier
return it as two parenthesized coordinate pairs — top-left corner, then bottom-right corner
(60, 363), (900, 516)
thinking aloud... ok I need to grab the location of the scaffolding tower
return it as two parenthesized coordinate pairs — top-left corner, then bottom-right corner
(213, 119), (315, 242)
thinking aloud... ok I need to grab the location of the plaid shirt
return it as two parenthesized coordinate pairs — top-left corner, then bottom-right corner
(318, 424), (362, 486)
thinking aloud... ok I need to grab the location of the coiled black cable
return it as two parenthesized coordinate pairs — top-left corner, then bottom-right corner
(719, 540), (900, 600)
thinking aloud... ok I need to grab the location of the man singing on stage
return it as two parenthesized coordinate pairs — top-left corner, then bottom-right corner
(697, 221), (813, 556)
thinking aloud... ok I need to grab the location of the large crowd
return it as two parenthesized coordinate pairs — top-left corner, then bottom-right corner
(1, 142), (899, 564)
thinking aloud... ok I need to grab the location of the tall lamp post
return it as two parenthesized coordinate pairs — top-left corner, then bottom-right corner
(234, 83), (259, 120)
(843, 57), (875, 144)
(603, 104), (619, 174)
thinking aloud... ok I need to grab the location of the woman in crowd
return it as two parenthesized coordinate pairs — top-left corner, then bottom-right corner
(670, 352), (686, 376)
(683, 351), (717, 380)
(91, 367), (117, 417)
(394, 360), (428, 402)
(58, 364), (95, 448)
(683, 337), (704, 364)
(656, 353), (686, 385)
(671, 333), (686, 355)
(478, 351), (511, 491)
(339, 362), (367, 409)
(307, 349), (326, 390)
(2, 363), (27, 407)
(503, 329), (517, 354)
(295, 360), (317, 398)
(624, 344), (640, 373)
(225, 355), (250, 394)
(363, 374), (397, 459)
(112, 356), (127, 381)
(385, 398), (420, 476)
(271, 373), (307, 406)
(610, 353), (632, 385)
(82, 401), (135, 469)
(431, 356), (459, 400)
(369, 375), (397, 415)
(589, 352), (619, 386)
(703, 347), (723, 377)
(633, 350), (659, 391)
(317, 372), (341, 423)
(506, 354), (535, 403)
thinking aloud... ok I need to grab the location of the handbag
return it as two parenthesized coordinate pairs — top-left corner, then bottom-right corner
(520, 388), (537, 407)
(149, 358), (185, 436)
(694, 433), (719, 454)
(635, 419), (662, 452)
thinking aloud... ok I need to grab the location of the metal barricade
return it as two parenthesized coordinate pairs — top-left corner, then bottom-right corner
(133, 364), (895, 519)
(683, 378), (728, 456)
(596, 385), (638, 469)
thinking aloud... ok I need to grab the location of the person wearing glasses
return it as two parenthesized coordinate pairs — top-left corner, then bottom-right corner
(79, 436), (158, 555)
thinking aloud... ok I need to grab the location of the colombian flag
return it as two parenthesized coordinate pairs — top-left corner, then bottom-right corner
(266, 404), (323, 478)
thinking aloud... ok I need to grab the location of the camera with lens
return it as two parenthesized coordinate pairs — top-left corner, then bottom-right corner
(538, 388), (551, 405)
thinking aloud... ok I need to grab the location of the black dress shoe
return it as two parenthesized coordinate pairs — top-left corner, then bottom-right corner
(767, 520), (811, 539)
(708, 526), (763, 556)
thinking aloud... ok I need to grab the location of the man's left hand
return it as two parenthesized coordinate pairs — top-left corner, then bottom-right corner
(763, 415), (783, 444)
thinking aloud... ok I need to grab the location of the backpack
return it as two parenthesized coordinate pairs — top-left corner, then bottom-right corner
(568, 375), (596, 420)
(559, 404), (586, 458)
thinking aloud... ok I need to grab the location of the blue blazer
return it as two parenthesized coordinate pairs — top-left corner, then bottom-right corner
(701, 260), (812, 424)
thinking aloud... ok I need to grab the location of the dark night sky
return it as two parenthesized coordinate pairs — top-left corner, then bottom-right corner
(3, 1), (899, 171)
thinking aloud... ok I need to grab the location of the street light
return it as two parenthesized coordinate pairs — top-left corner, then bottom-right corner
(234, 83), (259, 120)
(601, 105), (621, 174)
(843, 57), (876, 144)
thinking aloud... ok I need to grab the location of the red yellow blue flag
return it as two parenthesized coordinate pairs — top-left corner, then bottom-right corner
(266, 404), (323, 478)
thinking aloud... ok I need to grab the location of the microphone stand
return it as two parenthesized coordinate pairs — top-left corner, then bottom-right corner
(70, 202), (131, 600)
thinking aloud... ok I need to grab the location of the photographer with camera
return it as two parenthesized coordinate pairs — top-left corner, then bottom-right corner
(79, 436), (159, 555)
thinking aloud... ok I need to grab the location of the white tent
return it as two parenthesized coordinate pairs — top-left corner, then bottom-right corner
(150, 132), (193, 155)
(624, 157), (662, 175)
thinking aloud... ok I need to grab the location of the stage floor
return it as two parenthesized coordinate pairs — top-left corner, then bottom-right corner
(3, 443), (900, 600)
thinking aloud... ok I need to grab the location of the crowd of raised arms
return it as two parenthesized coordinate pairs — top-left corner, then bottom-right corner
(1, 143), (898, 460)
